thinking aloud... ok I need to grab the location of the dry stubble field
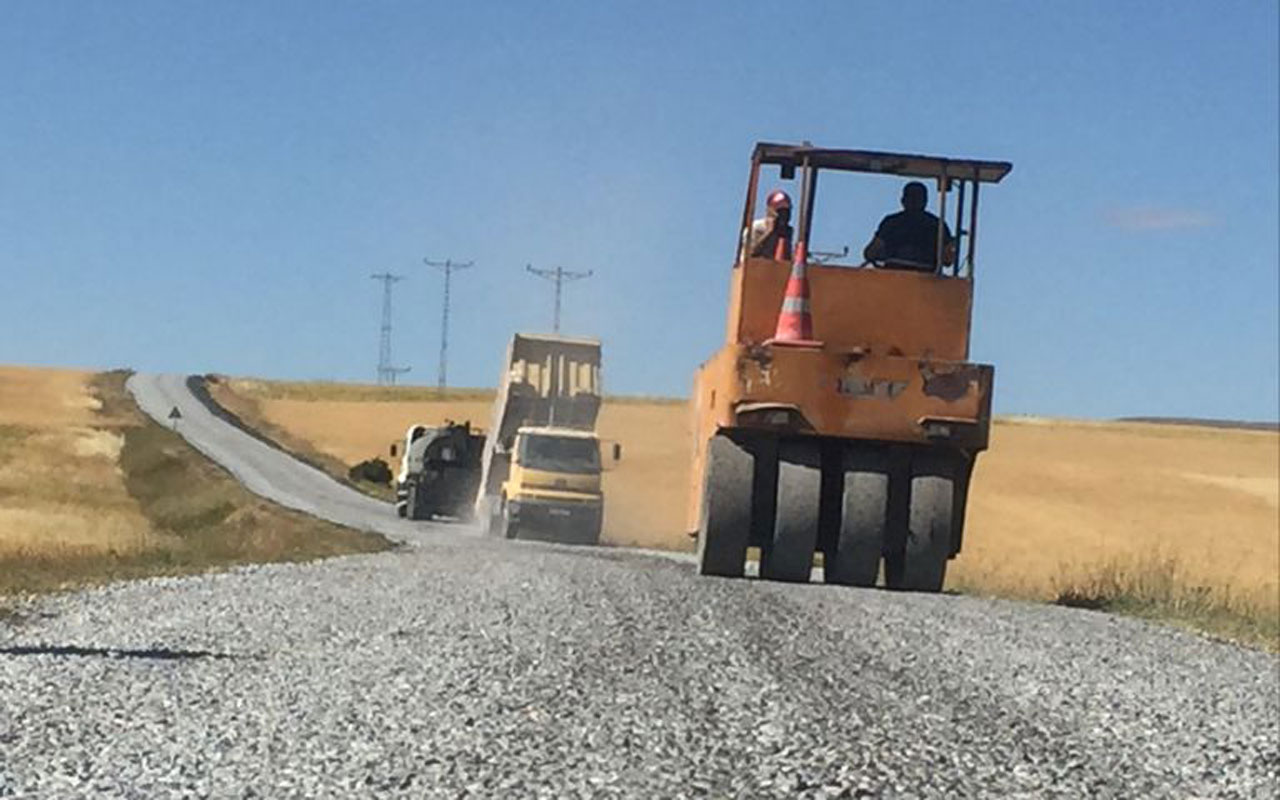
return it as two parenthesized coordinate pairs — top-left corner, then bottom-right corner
(220, 376), (1279, 646)
(0, 365), (145, 559)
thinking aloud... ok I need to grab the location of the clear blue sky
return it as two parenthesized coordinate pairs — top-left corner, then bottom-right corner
(2, 1), (1277, 420)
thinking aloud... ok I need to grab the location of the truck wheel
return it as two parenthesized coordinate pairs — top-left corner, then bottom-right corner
(887, 453), (954, 592)
(826, 447), (889, 587)
(500, 499), (518, 540)
(760, 440), (821, 583)
(697, 434), (753, 577)
(406, 484), (423, 521)
(396, 502), (408, 519)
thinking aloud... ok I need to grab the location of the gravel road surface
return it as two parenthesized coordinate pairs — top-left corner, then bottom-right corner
(0, 374), (1275, 798)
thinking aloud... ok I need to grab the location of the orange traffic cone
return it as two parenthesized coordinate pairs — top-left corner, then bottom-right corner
(768, 241), (823, 347)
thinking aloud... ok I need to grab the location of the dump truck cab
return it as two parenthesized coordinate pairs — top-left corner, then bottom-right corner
(493, 425), (604, 543)
(690, 142), (1011, 590)
(393, 421), (485, 521)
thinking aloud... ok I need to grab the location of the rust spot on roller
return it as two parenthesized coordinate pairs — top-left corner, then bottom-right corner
(920, 363), (981, 401)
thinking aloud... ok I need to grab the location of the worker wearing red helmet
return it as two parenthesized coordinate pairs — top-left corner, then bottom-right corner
(743, 189), (794, 261)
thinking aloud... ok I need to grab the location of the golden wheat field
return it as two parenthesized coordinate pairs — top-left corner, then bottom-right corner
(222, 377), (1280, 621)
(0, 365), (150, 558)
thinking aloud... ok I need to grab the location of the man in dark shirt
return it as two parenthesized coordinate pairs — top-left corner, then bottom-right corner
(862, 181), (955, 270)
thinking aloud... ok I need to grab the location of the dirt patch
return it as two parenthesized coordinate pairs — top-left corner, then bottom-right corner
(70, 427), (125, 460)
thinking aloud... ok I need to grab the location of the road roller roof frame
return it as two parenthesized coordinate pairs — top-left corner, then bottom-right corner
(740, 142), (1011, 278)
(690, 141), (1012, 592)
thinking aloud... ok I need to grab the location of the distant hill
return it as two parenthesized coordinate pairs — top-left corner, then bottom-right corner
(1117, 417), (1279, 432)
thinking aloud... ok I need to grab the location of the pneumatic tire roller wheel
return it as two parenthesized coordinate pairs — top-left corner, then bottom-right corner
(696, 434), (754, 577)
(759, 440), (822, 583)
(885, 452), (956, 593)
(825, 447), (890, 588)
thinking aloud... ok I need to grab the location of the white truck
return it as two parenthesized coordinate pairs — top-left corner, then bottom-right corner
(392, 421), (485, 521)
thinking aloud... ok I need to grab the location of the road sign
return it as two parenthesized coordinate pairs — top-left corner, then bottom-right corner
(168, 406), (182, 429)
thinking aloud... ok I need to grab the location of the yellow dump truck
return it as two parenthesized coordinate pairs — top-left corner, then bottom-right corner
(475, 333), (610, 544)
(689, 142), (1011, 591)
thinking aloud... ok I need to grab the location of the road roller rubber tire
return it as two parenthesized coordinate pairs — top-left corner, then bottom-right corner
(826, 447), (889, 587)
(697, 434), (753, 577)
(889, 453), (954, 592)
(760, 440), (822, 583)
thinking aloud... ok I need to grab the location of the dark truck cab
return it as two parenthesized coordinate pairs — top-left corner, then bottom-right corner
(393, 421), (485, 521)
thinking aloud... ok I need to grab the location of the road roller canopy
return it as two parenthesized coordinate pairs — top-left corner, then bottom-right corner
(739, 141), (1012, 278)
(753, 143), (1012, 184)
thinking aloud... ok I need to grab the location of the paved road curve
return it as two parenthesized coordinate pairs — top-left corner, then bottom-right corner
(127, 372), (448, 541)
(0, 374), (1276, 797)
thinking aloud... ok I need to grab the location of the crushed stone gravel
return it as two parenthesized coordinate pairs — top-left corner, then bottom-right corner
(0, 374), (1274, 797)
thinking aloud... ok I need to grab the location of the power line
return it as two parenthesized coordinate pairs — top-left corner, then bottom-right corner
(370, 272), (411, 386)
(423, 258), (474, 391)
(526, 264), (593, 333)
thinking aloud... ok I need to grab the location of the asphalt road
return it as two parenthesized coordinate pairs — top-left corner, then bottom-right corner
(0, 374), (1276, 798)
(128, 372), (447, 541)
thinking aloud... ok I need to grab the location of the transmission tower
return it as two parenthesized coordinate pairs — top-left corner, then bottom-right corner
(526, 264), (593, 333)
(422, 258), (474, 390)
(370, 272), (411, 386)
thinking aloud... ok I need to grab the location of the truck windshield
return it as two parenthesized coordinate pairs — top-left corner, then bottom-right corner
(518, 435), (600, 474)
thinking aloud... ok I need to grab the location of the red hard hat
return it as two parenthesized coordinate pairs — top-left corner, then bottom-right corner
(766, 190), (792, 210)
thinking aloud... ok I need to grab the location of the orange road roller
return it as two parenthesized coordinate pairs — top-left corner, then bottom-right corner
(688, 142), (1012, 591)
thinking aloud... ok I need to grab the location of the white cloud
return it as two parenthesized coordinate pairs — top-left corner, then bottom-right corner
(1106, 207), (1216, 231)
